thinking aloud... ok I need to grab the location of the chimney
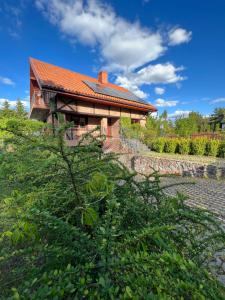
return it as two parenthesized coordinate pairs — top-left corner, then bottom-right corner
(98, 71), (108, 84)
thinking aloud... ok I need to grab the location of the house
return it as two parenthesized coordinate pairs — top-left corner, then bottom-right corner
(29, 58), (157, 146)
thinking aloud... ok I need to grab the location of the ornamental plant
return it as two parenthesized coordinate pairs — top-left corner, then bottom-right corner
(177, 138), (191, 155)
(205, 139), (221, 156)
(0, 117), (225, 299)
(218, 140), (225, 158)
(164, 138), (178, 154)
(151, 137), (166, 153)
(190, 138), (207, 156)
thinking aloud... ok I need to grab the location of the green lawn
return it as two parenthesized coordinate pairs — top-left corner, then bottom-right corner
(141, 150), (225, 166)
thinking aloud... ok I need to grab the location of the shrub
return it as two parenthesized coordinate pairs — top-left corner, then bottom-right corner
(164, 138), (178, 153)
(218, 141), (225, 158)
(177, 138), (190, 155)
(0, 119), (225, 299)
(190, 138), (207, 156)
(205, 140), (221, 156)
(151, 137), (166, 153)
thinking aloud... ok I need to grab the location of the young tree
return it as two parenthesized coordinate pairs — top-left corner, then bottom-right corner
(15, 99), (27, 118)
(0, 100), (13, 118)
(175, 111), (206, 136)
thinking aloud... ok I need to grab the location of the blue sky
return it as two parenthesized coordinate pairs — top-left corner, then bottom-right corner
(0, 0), (225, 118)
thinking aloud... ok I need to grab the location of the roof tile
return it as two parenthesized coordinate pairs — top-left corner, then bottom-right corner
(30, 58), (156, 111)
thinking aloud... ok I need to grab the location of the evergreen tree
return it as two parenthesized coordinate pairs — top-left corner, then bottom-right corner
(161, 109), (168, 120)
(15, 99), (27, 118)
(0, 100), (13, 117)
(0, 117), (224, 299)
(209, 108), (225, 131)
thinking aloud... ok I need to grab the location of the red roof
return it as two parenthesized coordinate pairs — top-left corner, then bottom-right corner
(30, 58), (156, 112)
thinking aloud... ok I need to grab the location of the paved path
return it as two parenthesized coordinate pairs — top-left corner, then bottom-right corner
(161, 176), (225, 285)
(161, 177), (225, 220)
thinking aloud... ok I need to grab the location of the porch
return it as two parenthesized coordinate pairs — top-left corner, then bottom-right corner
(64, 113), (120, 147)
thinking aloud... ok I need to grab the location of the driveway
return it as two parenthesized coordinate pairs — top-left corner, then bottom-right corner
(161, 177), (225, 220)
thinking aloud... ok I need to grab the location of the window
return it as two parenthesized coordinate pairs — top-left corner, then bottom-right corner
(80, 117), (86, 128)
(66, 114), (88, 128)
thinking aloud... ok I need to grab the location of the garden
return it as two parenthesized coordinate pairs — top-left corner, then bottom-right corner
(0, 101), (225, 299)
(121, 108), (225, 159)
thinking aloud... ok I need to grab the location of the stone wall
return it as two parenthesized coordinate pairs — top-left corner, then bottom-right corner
(119, 154), (225, 180)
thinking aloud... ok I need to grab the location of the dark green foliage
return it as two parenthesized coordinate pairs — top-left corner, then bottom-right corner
(209, 108), (225, 132)
(164, 138), (178, 153)
(205, 140), (221, 156)
(0, 118), (225, 299)
(190, 138), (207, 156)
(177, 138), (191, 154)
(218, 141), (225, 158)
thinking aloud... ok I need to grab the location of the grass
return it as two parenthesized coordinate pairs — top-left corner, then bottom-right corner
(140, 150), (225, 166)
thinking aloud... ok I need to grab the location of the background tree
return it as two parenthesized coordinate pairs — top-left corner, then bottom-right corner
(15, 99), (27, 118)
(209, 108), (225, 132)
(0, 100), (14, 118)
(175, 112), (209, 136)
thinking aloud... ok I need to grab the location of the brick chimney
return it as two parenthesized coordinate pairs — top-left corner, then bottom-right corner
(98, 71), (108, 84)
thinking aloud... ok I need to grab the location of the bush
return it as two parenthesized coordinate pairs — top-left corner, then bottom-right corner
(164, 138), (178, 153)
(205, 140), (221, 156)
(0, 119), (225, 299)
(190, 138), (207, 156)
(218, 141), (225, 158)
(177, 138), (190, 155)
(151, 137), (166, 153)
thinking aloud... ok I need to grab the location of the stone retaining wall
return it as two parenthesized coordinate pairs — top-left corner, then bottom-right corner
(119, 154), (225, 180)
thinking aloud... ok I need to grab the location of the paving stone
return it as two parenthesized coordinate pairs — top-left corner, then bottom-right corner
(161, 177), (225, 220)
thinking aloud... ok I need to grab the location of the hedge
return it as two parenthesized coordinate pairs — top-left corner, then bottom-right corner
(150, 137), (224, 157)
(205, 140), (221, 157)
(151, 137), (166, 153)
(177, 138), (190, 155)
(164, 138), (178, 153)
(190, 138), (207, 156)
(218, 141), (225, 158)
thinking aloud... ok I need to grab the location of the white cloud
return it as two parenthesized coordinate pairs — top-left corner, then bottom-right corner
(169, 28), (192, 46)
(210, 97), (225, 104)
(0, 76), (15, 86)
(0, 98), (29, 108)
(115, 75), (148, 99)
(35, 0), (190, 99)
(155, 98), (178, 107)
(116, 63), (185, 87)
(151, 111), (158, 118)
(36, 0), (165, 72)
(116, 63), (185, 98)
(168, 110), (191, 118)
(154, 87), (165, 95)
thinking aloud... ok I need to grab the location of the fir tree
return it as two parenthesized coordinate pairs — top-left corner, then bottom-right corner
(0, 117), (224, 299)
(15, 99), (27, 118)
